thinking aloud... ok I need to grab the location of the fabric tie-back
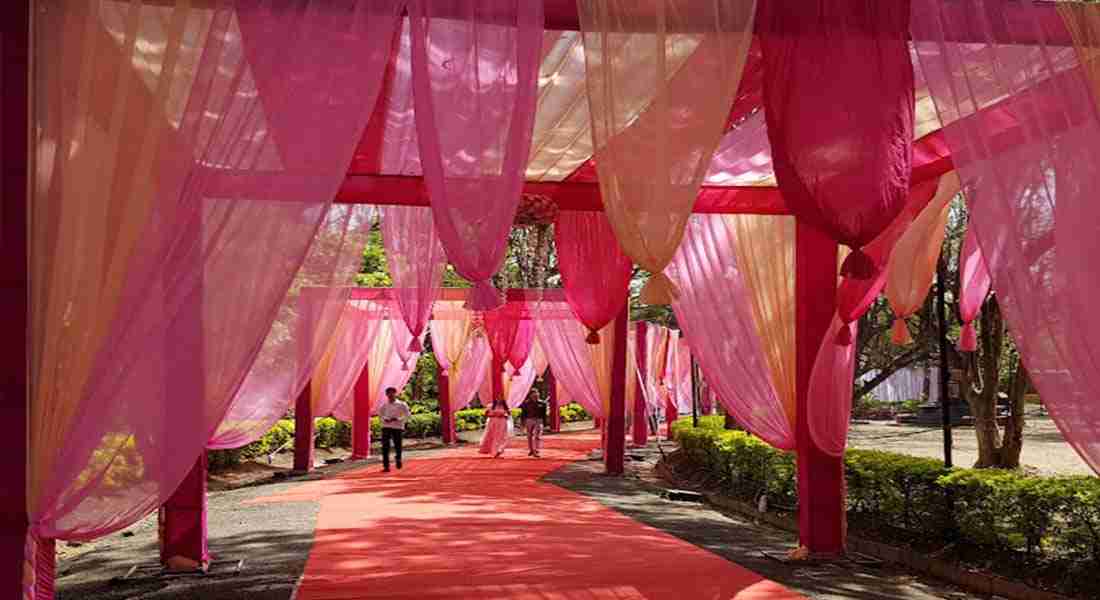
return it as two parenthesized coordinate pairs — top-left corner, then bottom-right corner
(536, 318), (612, 419)
(408, 0), (543, 310)
(555, 211), (633, 342)
(668, 215), (795, 449)
(28, 0), (399, 540)
(911, 0), (1100, 474)
(383, 206), (446, 352)
(759, 0), (914, 282)
(957, 226), (992, 352)
(576, 0), (756, 305)
(312, 306), (384, 418)
(884, 172), (961, 345)
(210, 205), (376, 450)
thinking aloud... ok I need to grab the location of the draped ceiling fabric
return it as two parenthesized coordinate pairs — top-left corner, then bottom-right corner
(912, 0), (1100, 474)
(555, 211), (633, 343)
(452, 336), (493, 412)
(408, 0), (543, 310)
(211, 205), (376, 450)
(383, 206), (446, 352)
(884, 172), (961, 345)
(391, 316), (423, 371)
(576, 0), (756, 305)
(28, 0), (399, 541)
(507, 320), (537, 375)
(668, 215), (794, 450)
(957, 226), (992, 352)
(759, 0), (915, 282)
(312, 306), (384, 418)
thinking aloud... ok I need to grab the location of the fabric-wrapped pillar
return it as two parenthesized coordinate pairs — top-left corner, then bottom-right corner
(547, 370), (561, 432)
(160, 453), (209, 570)
(796, 222), (845, 555)
(352, 363), (371, 459)
(1, 3), (30, 595)
(293, 382), (314, 473)
(605, 305), (628, 475)
(439, 370), (455, 444)
(633, 322), (649, 446)
(665, 399), (679, 440)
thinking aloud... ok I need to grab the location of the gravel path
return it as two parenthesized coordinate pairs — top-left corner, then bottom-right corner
(848, 415), (1092, 475)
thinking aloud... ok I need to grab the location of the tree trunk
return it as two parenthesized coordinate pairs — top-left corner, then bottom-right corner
(1000, 358), (1029, 469)
(963, 298), (1006, 468)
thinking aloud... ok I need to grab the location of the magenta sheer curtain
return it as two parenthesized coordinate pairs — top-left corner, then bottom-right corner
(957, 226), (992, 352)
(758, 0), (914, 280)
(507, 319), (536, 375)
(408, 0), (543, 310)
(314, 307), (384, 418)
(383, 206), (446, 352)
(555, 211), (633, 343)
(29, 1), (400, 540)
(484, 307), (521, 369)
(668, 216), (794, 449)
(808, 316), (860, 456)
(210, 206), (376, 450)
(536, 319), (606, 419)
(452, 336), (492, 411)
(911, 0), (1100, 473)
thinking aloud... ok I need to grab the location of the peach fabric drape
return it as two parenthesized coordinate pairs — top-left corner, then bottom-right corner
(1061, 2), (1100, 117)
(576, 1), (756, 304)
(430, 301), (474, 399)
(884, 172), (961, 344)
(312, 306), (384, 417)
(727, 215), (797, 425)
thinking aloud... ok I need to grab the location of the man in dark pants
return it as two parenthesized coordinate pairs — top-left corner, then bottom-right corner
(519, 389), (548, 457)
(378, 386), (411, 472)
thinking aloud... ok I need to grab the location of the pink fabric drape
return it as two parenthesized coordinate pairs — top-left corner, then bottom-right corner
(210, 206), (377, 450)
(483, 305), (525, 369)
(957, 226), (992, 352)
(452, 336), (492, 411)
(554, 211), (633, 343)
(884, 173), (961, 345)
(383, 206), (446, 352)
(668, 336), (693, 414)
(313, 306), (385, 417)
(635, 325), (669, 414)
(29, 1), (400, 539)
(911, 0), (1100, 473)
(536, 319), (607, 419)
(408, 0), (543, 310)
(668, 216), (794, 449)
(332, 320), (419, 421)
(392, 315), (425, 371)
(807, 316), (860, 456)
(758, 0), (914, 281)
(507, 319), (536, 375)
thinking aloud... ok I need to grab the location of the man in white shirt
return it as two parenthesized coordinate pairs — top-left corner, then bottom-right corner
(378, 387), (411, 472)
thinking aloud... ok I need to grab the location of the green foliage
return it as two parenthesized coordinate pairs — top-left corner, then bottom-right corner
(672, 417), (1100, 570)
(558, 403), (591, 424)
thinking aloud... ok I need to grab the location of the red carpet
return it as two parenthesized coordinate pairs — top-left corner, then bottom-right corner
(250, 434), (803, 599)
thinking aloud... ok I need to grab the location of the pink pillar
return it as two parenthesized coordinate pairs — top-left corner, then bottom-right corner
(439, 370), (455, 444)
(293, 381), (314, 473)
(352, 364), (371, 459)
(547, 370), (561, 432)
(632, 321), (649, 446)
(1, 3), (31, 595)
(160, 453), (209, 570)
(795, 221), (845, 555)
(605, 305), (628, 475)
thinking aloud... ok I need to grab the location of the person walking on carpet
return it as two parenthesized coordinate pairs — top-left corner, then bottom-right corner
(378, 386), (411, 472)
(519, 389), (547, 457)
(479, 397), (512, 458)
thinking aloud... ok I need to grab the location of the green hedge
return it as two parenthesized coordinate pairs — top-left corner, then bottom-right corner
(209, 404), (593, 470)
(672, 416), (1100, 569)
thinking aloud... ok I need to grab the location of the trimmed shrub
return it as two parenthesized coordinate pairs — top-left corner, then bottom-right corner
(559, 403), (591, 423)
(671, 417), (1100, 570)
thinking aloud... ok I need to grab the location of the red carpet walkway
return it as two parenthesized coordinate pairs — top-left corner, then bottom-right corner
(249, 433), (803, 600)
